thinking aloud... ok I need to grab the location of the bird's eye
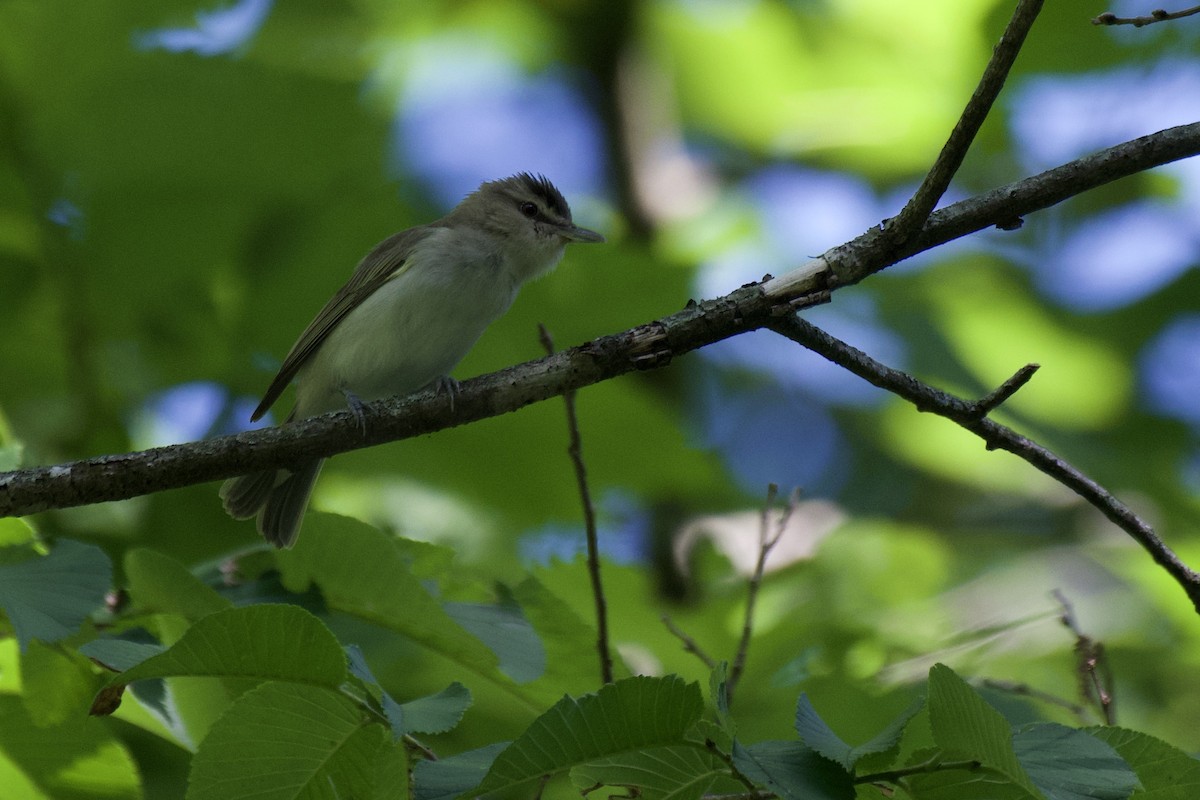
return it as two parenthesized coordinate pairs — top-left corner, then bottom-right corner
(519, 201), (538, 218)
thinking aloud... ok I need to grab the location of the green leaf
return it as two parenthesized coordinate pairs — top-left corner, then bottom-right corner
(275, 515), (507, 689)
(927, 663), (1040, 796)
(710, 661), (734, 735)
(795, 692), (924, 770)
(124, 548), (231, 619)
(0, 693), (141, 799)
(20, 640), (103, 726)
(511, 574), (614, 697)
(0, 539), (111, 650)
(79, 638), (165, 672)
(414, 743), (508, 800)
(444, 599), (544, 684)
(731, 740), (854, 800)
(102, 604), (346, 688)
(473, 675), (704, 797)
(1013, 723), (1138, 800)
(572, 744), (728, 800)
(385, 682), (472, 738)
(186, 681), (387, 800)
(1086, 727), (1199, 799)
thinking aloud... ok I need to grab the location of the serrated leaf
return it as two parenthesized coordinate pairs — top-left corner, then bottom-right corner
(384, 682), (472, 737)
(572, 744), (727, 800)
(80, 638), (165, 672)
(414, 743), (508, 800)
(795, 692), (925, 770)
(927, 663), (1040, 796)
(124, 548), (231, 619)
(275, 515), (507, 688)
(1013, 723), (1137, 800)
(186, 681), (386, 800)
(731, 740), (854, 800)
(345, 644), (472, 739)
(473, 675), (704, 797)
(445, 600), (544, 684)
(98, 604), (345, 692)
(511, 575), (616, 697)
(0, 539), (111, 650)
(1087, 727), (1200, 799)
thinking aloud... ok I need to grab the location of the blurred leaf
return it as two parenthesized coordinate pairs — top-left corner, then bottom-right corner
(0, 693), (141, 799)
(124, 547), (231, 619)
(274, 514), (521, 700)
(444, 600), (544, 684)
(186, 681), (392, 800)
(0, 539), (111, 650)
(20, 639), (103, 727)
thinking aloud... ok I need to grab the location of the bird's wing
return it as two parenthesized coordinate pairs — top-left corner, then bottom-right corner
(251, 225), (438, 421)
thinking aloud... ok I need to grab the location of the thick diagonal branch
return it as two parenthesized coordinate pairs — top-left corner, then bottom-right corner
(2, 123), (1200, 523)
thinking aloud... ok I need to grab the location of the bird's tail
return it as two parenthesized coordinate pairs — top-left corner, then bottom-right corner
(219, 458), (325, 548)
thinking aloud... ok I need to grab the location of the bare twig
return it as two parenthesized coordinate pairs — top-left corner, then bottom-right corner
(1093, 5), (1200, 26)
(971, 363), (1040, 417)
(981, 678), (1091, 724)
(539, 325), (612, 685)
(768, 314), (1200, 614)
(727, 485), (799, 704)
(888, 0), (1044, 243)
(661, 614), (718, 669)
(1053, 590), (1115, 724)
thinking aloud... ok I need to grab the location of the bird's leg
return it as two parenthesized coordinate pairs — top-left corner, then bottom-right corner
(431, 375), (461, 412)
(341, 388), (368, 436)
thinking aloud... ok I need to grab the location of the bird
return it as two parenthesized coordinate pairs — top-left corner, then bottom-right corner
(220, 173), (604, 547)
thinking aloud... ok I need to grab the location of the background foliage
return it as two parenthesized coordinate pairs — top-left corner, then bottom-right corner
(1, 0), (1198, 798)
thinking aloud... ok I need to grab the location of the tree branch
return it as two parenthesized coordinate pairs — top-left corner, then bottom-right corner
(2, 122), (1200, 538)
(1093, 5), (1200, 26)
(767, 314), (1200, 614)
(889, 0), (1043, 243)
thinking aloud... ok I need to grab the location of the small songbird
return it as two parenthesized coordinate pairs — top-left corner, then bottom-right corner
(220, 173), (604, 547)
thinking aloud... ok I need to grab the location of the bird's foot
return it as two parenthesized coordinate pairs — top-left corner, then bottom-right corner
(341, 388), (368, 436)
(432, 375), (461, 412)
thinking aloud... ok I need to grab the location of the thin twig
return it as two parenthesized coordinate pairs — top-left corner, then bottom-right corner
(981, 679), (1091, 724)
(1053, 589), (1115, 724)
(661, 614), (718, 669)
(540, 324), (612, 685)
(888, 0), (1044, 244)
(727, 485), (799, 704)
(1093, 5), (1200, 26)
(855, 757), (983, 785)
(768, 314), (1200, 614)
(971, 363), (1040, 417)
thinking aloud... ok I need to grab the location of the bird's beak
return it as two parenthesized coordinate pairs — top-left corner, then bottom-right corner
(561, 224), (605, 244)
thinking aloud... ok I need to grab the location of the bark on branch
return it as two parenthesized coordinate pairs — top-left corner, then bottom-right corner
(2, 123), (1200, 613)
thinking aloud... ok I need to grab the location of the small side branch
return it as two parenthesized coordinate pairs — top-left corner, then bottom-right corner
(1093, 5), (1200, 26)
(727, 484), (799, 704)
(767, 314), (1200, 614)
(1054, 590), (1116, 724)
(540, 325), (613, 685)
(888, 0), (1044, 243)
